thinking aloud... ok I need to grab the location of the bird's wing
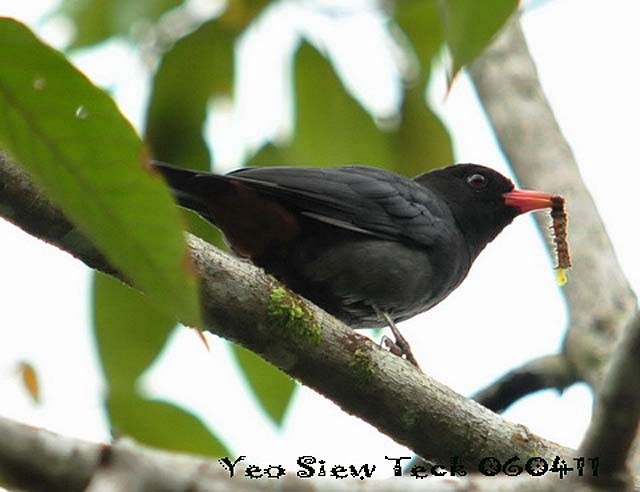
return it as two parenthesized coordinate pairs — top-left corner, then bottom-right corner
(225, 166), (456, 247)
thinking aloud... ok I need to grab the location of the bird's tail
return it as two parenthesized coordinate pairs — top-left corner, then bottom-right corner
(151, 161), (228, 220)
(151, 161), (300, 258)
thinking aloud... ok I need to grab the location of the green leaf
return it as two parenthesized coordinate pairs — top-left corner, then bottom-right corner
(145, 19), (235, 170)
(221, 0), (273, 31)
(438, 0), (518, 80)
(59, 0), (186, 48)
(93, 275), (225, 456)
(394, 0), (444, 83)
(250, 42), (394, 168)
(144, 1), (272, 168)
(391, 86), (453, 176)
(251, 42), (451, 177)
(145, 18), (243, 249)
(0, 18), (201, 327)
(231, 344), (296, 426)
(93, 272), (176, 391)
(182, 211), (228, 252)
(392, 2), (454, 174)
(108, 391), (228, 457)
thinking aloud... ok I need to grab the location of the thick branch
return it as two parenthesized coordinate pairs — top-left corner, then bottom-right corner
(0, 155), (574, 470)
(0, 414), (602, 492)
(469, 18), (638, 390)
(0, 151), (117, 276)
(577, 310), (640, 489)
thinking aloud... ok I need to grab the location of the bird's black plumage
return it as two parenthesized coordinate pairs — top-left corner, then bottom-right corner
(152, 162), (547, 328)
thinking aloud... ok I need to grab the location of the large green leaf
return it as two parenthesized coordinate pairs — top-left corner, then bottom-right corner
(59, 0), (186, 48)
(93, 273), (175, 391)
(391, 86), (453, 176)
(250, 42), (394, 168)
(145, 19), (235, 170)
(94, 274), (227, 456)
(251, 41), (450, 176)
(220, 0), (273, 31)
(394, 0), (444, 83)
(438, 0), (518, 80)
(108, 392), (228, 457)
(144, 17), (243, 248)
(144, 1), (273, 168)
(392, 1), (453, 175)
(231, 344), (296, 426)
(0, 18), (201, 327)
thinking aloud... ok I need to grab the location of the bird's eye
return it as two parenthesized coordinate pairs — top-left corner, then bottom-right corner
(466, 173), (488, 190)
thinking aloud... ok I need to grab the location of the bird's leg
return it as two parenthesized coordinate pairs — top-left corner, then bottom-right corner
(374, 307), (422, 370)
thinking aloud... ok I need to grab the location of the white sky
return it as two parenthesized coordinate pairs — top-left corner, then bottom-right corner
(1, 0), (639, 476)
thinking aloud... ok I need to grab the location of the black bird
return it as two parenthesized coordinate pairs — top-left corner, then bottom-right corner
(153, 162), (554, 363)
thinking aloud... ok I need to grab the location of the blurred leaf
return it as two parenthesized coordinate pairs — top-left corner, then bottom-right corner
(391, 86), (453, 176)
(59, 0), (186, 48)
(221, 0), (273, 30)
(250, 42), (393, 168)
(145, 19), (235, 170)
(183, 211), (228, 251)
(0, 18), (201, 327)
(231, 344), (296, 426)
(94, 274), (225, 456)
(392, 1), (454, 175)
(108, 391), (228, 456)
(145, 19), (237, 249)
(251, 42), (450, 177)
(145, 0), (273, 168)
(393, 0), (444, 83)
(93, 273), (175, 391)
(438, 0), (518, 80)
(17, 361), (40, 404)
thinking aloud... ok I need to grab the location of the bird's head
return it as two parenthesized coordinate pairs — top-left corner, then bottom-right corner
(415, 163), (554, 257)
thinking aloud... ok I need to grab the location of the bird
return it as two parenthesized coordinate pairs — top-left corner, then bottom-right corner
(152, 162), (555, 365)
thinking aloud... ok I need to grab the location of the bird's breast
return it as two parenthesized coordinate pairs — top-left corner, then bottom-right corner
(256, 221), (471, 329)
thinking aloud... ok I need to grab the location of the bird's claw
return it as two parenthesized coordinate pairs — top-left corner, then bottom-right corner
(381, 335), (404, 357)
(375, 311), (422, 370)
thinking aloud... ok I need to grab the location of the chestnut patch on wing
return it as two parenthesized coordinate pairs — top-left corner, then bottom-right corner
(207, 181), (300, 258)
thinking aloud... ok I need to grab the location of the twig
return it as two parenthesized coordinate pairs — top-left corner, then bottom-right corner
(472, 354), (576, 413)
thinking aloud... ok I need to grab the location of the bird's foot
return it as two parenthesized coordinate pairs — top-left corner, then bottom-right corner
(375, 309), (422, 370)
(380, 335), (403, 357)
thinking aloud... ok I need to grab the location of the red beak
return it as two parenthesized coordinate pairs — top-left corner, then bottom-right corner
(503, 189), (554, 214)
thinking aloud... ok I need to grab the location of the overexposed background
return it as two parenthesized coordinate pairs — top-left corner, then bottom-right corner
(1, 0), (639, 475)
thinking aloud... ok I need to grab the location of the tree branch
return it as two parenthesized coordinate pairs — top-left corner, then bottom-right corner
(472, 354), (575, 413)
(577, 310), (640, 489)
(0, 151), (116, 276)
(0, 154), (574, 470)
(0, 414), (604, 492)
